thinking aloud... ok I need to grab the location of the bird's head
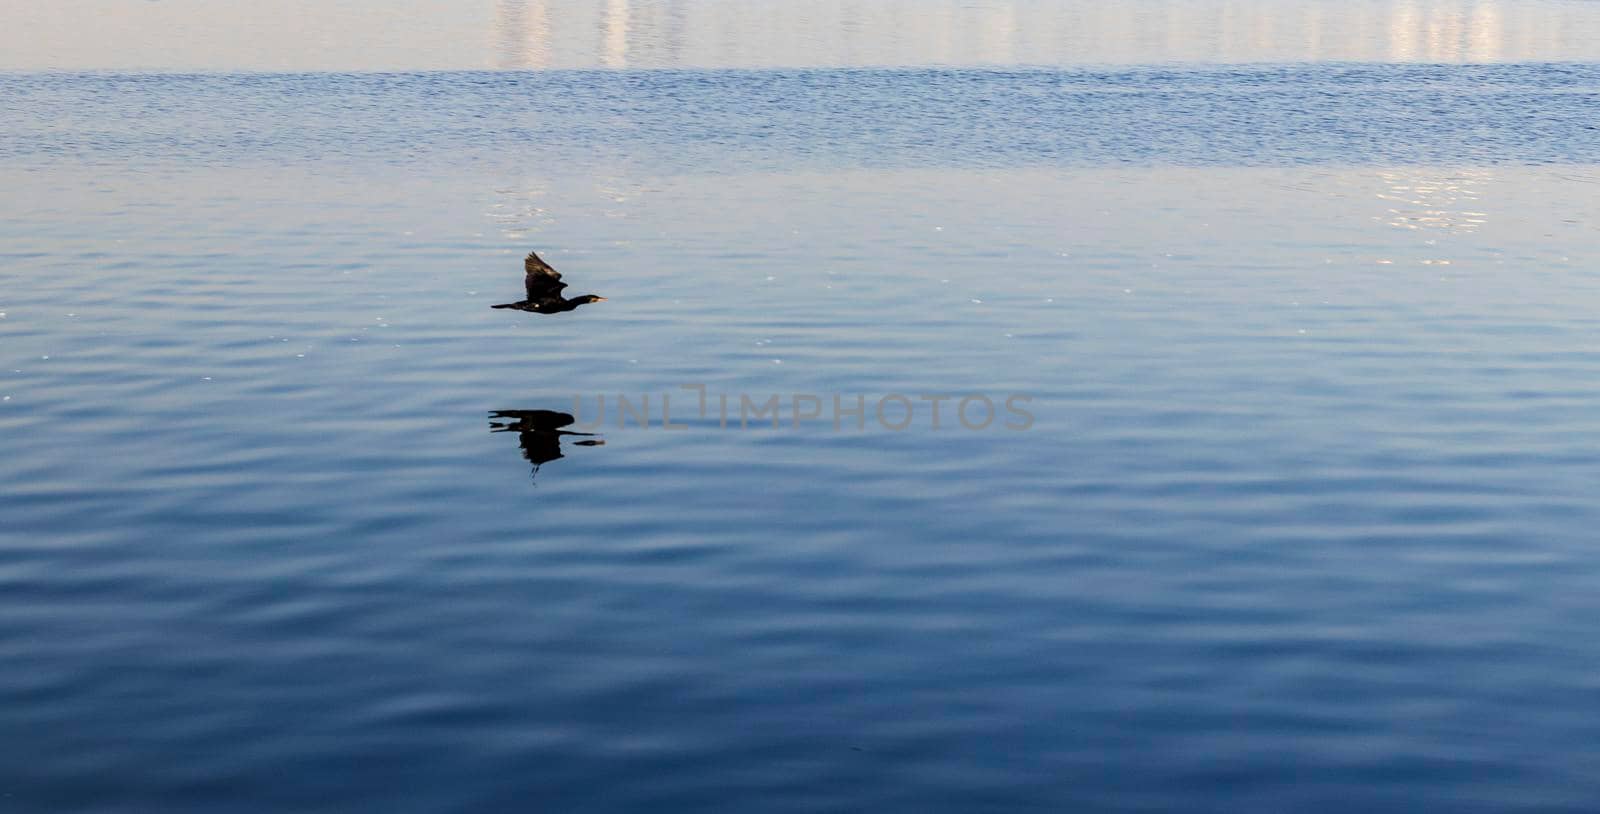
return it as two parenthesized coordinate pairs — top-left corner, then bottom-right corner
(576, 294), (608, 305)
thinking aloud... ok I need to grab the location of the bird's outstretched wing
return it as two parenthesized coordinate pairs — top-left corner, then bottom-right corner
(524, 251), (567, 300)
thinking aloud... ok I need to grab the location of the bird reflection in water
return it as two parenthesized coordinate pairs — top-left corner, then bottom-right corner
(488, 409), (605, 482)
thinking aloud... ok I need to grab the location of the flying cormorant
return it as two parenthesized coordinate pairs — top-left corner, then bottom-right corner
(491, 250), (608, 314)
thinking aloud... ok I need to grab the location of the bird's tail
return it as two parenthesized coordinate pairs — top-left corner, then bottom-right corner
(491, 303), (516, 309)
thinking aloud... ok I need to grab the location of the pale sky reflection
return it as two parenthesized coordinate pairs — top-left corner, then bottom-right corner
(5, 0), (1599, 72)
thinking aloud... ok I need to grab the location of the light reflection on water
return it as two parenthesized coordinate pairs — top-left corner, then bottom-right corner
(488, 0), (1595, 69)
(7, 0), (1600, 71)
(1377, 168), (1494, 234)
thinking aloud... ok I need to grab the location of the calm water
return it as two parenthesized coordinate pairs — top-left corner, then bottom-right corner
(7, 4), (1600, 812)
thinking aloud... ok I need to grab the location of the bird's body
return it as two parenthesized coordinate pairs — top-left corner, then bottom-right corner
(492, 250), (607, 314)
(491, 297), (602, 315)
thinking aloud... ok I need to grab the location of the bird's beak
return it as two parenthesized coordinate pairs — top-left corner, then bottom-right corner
(593, 296), (608, 302)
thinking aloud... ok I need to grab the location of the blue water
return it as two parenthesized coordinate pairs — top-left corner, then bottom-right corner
(7, 65), (1600, 168)
(5, 61), (1600, 812)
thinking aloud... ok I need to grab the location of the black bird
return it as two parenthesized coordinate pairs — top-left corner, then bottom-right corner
(491, 250), (608, 314)
(489, 409), (604, 481)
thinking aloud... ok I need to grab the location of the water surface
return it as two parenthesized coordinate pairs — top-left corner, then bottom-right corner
(6, 6), (1600, 813)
